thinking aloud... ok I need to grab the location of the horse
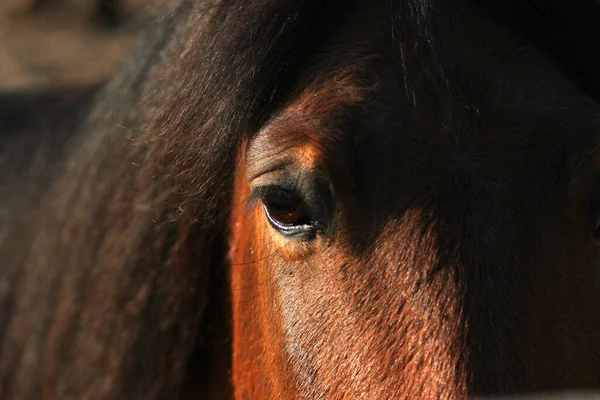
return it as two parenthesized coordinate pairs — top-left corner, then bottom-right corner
(2, 0), (600, 398)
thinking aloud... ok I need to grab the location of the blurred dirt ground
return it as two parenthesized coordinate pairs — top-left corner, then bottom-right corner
(0, 0), (169, 88)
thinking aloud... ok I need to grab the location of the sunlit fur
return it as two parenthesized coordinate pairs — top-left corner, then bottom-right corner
(3, 0), (600, 399)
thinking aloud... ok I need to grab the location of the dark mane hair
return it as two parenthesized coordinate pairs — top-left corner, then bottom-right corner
(2, 0), (600, 398)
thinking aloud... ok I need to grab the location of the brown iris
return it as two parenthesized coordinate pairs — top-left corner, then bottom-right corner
(261, 188), (313, 235)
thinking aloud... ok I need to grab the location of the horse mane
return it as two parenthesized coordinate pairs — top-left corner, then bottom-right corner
(0, 0), (357, 397)
(2, 0), (600, 398)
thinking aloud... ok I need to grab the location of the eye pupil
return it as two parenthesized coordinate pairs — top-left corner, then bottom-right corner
(263, 196), (311, 227)
(267, 203), (303, 224)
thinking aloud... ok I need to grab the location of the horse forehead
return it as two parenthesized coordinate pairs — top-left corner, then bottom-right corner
(328, 67), (582, 246)
(348, 38), (595, 199)
(290, 11), (588, 161)
(251, 1), (599, 223)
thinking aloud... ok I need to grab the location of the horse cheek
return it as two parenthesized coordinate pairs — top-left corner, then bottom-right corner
(229, 149), (299, 399)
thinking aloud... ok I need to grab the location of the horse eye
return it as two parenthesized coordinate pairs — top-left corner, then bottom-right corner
(259, 187), (316, 237)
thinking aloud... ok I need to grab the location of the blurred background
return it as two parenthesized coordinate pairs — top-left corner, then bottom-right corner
(0, 0), (170, 89)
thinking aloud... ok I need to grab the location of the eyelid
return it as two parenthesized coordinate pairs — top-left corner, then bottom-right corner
(246, 156), (295, 183)
(245, 188), (264, 213)
(246, 184), (302, 213)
